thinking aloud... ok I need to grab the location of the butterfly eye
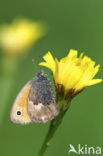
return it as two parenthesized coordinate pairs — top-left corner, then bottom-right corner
(17, 111), (21, 115)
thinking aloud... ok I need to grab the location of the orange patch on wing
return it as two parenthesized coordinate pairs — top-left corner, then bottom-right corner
(16, 84), (32, 121)
(17, 84), (31, 106)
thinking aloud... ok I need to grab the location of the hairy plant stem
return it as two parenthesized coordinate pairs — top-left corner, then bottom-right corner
(37, 99), (71, 156)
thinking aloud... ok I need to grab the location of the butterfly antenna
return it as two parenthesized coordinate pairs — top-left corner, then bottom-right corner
(32, 59), (40, 72)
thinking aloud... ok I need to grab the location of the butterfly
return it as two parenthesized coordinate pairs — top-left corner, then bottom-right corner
(10, 70), (60, 124)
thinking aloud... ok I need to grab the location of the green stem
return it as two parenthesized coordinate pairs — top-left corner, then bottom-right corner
(37, 100), (71, 156)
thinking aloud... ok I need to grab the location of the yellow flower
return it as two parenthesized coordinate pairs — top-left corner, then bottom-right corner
(0, 19), (47, 56)
(39, 49), (102, 98)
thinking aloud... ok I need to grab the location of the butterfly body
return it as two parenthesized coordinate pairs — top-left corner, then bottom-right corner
(10, 70), (60, 124)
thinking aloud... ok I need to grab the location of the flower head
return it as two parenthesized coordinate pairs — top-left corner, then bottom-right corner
(39, 49), (102, 98)
(0, 19), (47, 56)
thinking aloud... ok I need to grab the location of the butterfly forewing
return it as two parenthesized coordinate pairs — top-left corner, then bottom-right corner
(10, 81), (32, 124)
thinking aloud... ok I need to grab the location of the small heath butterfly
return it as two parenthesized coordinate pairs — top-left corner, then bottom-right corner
(10, 70), (60, 124)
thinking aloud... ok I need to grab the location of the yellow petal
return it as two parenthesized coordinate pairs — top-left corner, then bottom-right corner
(67, 49), (78, 58)
(85, 79), (103, 86)
(40, 51), (56, 74)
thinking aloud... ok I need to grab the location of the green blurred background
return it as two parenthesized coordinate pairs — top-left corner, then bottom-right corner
(0, 0), (103, 156)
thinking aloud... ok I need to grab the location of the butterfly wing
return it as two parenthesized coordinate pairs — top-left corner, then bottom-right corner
(28, 100), (60, 123)
(27, 80), (60, 123)
(10, 80), (32, 124)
